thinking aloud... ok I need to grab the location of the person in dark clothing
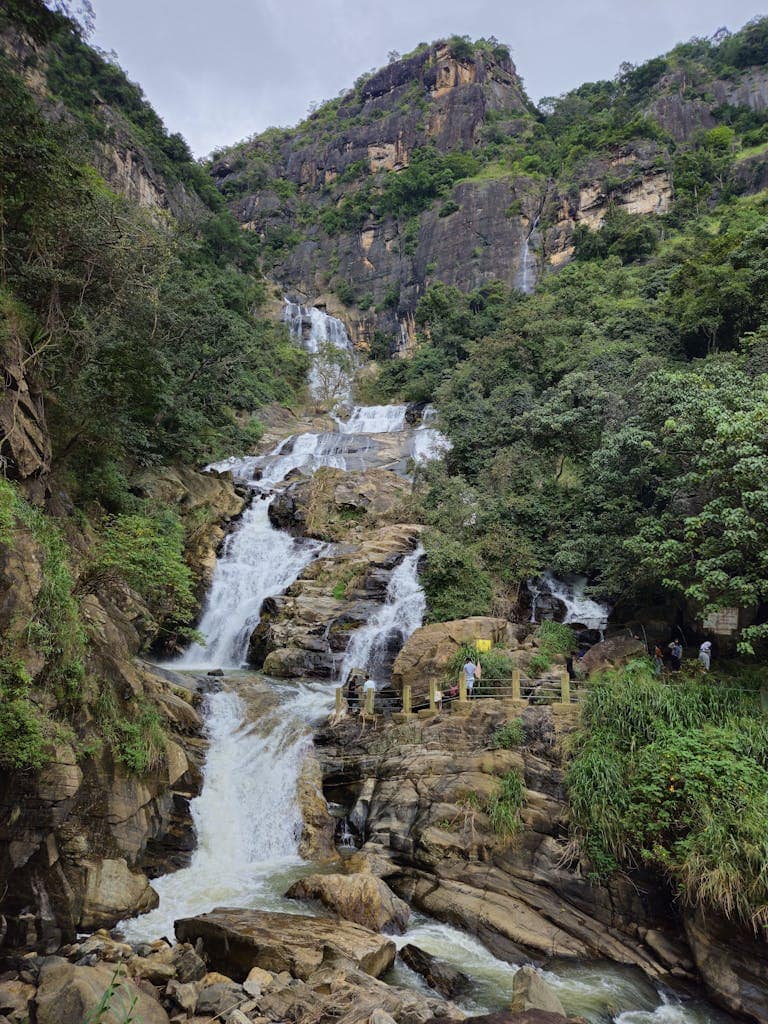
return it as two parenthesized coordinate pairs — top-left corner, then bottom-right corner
(668, 640), (683, 672)
(346, 677), (359, 712)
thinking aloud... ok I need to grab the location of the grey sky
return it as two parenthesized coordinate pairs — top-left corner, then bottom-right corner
(89, 1), (764, 157)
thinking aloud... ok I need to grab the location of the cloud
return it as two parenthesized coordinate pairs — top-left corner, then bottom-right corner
(89, 0), (762, 156)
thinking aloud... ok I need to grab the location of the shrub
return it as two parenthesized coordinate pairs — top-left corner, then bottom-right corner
(527, 652), (552, 677)
(491, 719), (525, 749)
(422, 531), (493, 623)
(487, 769), (525, 836)
(95, 687), (167, 776)
(536, 620), (576, 658)
(439, 200), (460, 217)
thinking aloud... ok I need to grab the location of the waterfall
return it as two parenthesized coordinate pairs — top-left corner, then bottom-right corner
(120, 682), (332, 943)
(337, 545), (425, 686)
(337, 404), (408, 434)
(518, 214), (540, 295)
(176, 497), (323, 670)
(527, 572), (610, 633)
(283, 300), (355, 404)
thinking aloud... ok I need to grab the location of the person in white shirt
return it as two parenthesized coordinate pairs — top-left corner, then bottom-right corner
(698, 640), (712, 671)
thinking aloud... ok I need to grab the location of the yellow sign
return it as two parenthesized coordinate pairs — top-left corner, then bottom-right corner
(475, 638), (492, 652)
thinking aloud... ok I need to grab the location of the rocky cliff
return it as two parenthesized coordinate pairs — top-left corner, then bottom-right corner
(212, 36), (768, 348)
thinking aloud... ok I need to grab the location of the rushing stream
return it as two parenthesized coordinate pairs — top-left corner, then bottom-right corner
(125, 305), (730, 1024)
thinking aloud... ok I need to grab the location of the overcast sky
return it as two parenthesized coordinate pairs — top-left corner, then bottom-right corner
(89, 1), (764, 157)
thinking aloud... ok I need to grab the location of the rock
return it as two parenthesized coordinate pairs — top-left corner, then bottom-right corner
(510, 967), (566, 1017)
(126, 954), (176, 984)
(243, 965), (273, 997)
(392, 617), (508, 700)
(35, 958), (169, 1024)
(170, 942), (207, 983)
(166, 979), (199, 1013)
(195, 981), (246, 1018)
(0, 979), (34, 1021)
(579, 635), (645, 675)
(684, 908), (768, 1022)
(175, 908), (397, 981)
(80, 858), (158, 930)
(207, 668), (225, 677)
(286, 872), (410, 933)
(400, 944), (469, 998)
(296, 755), (337, 860)
(369, 1010), (398, 1024)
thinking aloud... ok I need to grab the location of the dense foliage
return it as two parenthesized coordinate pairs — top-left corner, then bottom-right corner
(568, 662), (768, 928)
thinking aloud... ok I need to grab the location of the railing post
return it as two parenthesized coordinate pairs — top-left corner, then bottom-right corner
(560, 669), (570, 704)
(512, 668), (521, 701)
(365, 686), (375, 715)
(428, 679), (437, 711)
(402, 685), (412, 716)
(459, 671), (467, 702)
(335, 686), (343, 715)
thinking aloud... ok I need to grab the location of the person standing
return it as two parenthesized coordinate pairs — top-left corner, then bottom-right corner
(699, 640), (712, 671)
(653, 644), (664, 676)
(463, 657), (477, 698)
(668, 639), (683, 672)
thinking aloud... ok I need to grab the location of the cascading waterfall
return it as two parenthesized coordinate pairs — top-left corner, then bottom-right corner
(283, 300), (355, 402)
(175, 497), (323, 670)
(336, 404), (408, 434)
(337, 545), (426, 686)
(528, 571), (610, 633)
(120, 682), (332, 943)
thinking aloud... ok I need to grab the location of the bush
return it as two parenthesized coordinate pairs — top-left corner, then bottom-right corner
(0, 658), (46, 770)
(95, 687), (167, 776)
(439, 200), (460, 217)
(527, 652), (552, 677)
(536, 620), (576, 658)
(487, 770), (525, 836)
(422, 531), (493, 623)
(568, 666), (768, 925)
(491, 719), (525, 748)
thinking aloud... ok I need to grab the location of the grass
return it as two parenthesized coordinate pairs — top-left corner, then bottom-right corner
(95, 686), (167, 776)
(487, 769), (525, 837)
(491, 719), (525, 749)
(735, 139), (768, 162)
(567, 660), (768, 926)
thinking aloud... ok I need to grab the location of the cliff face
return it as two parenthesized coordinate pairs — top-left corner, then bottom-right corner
(214, 40), (768, 349)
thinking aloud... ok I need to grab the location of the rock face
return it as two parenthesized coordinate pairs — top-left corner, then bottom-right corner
(252, 522), (422, 679)
(391, 616), (508, 700)
(285, 871), (410, 933)
(175, 908), (397, 981)
(316, 702), (691, 976)
(579, 634), (646, 675)
(684, 909), (768, 1023)
(135, 464), (247, 597)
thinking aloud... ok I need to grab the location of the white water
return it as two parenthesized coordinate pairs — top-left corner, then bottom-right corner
(391, 916), (730, 1024)
(284, 300), (355, 403)
(121, 681), (334, 943)
(176, 498), (323, 670)
(528, 571), (610, 632)
(518, 213), (540, 295)
(338, 545), (426, 686)
(337, 404), (408, 434)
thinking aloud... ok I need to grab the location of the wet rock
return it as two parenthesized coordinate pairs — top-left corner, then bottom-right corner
(286, 872), (410, 934)
(296, 755), (337, 860)
(175, 908), (397, 981)
(35, 958), (170, 1024)
(509, 967), (566, 1017)
(400, 944), (469, 998)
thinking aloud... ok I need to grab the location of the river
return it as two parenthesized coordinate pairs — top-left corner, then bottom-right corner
(121, 304), (731, 1024)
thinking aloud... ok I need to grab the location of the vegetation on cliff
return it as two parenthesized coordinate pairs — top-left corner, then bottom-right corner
(569, 662), (768, 929)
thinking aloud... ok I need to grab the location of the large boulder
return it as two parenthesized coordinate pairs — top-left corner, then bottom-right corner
(175, 908), (397, 981)
(579, 634), (645, 675)
(286, 872), (410, 933)
(79, 858), (158, 930)
(391, 617), (508, 700)
(34, 958), (169, 1024)
(400, 944), (469, 998)
(509, 966), (566, 1017)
